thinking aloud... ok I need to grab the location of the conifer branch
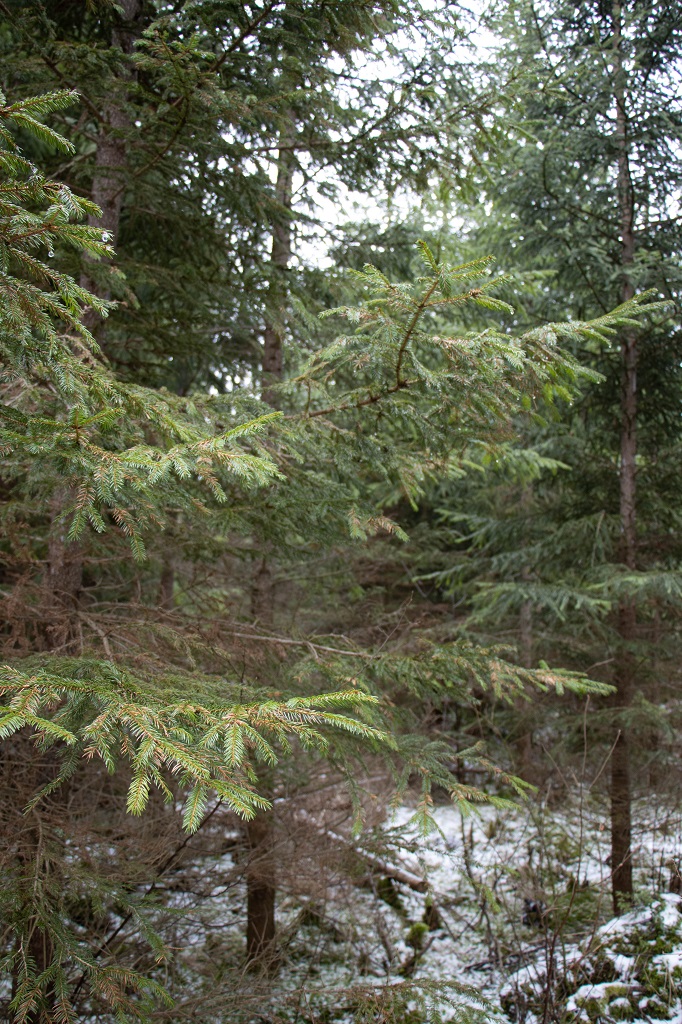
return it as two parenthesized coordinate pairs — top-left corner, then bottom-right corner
(305, 377), (415, 420)
(212, 0), (282, 69)
(395, 276), (440, 387)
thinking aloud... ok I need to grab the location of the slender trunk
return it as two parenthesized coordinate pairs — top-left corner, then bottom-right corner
(610, 0), (636, 913)
(243, 124), (295, 966)
(519, 593), (533, 671)
(89, 0), (140, 249)
(87, 96), (130, 248)
(25, 919), (54, 1024)
(43, 4), (141, 648)
(12, 893), (55, 1024)
(245, 810), (277, 966)
(610, 603), (634, 910)
(261, 121), (295, 408)
(42, 487), (82, 653)
(10, 753), (57, 1023)
(158, 564), (175, 610)
(244, 556), (277, 966)
(515, 593), (535, 782)
(80, 0), (140, 337)
(157, 515), (179, 611)
(515, 488), (535, 783)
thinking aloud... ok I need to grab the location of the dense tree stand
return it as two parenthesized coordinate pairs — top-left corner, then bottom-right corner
(1, 1), (681, 1020)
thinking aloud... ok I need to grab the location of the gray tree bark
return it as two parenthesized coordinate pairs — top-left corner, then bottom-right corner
(44, 1), (142, 651)
(244, 122), (295, 966)
(610, 0), (636, 913)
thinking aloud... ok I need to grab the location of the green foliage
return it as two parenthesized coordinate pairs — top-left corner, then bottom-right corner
(3, 0), (503, 391)
(410, 0), (682, 802)
(0, 659), (387, 825)
(1, 1), (679, 1019)
(0, 88), (619, 1019)
(0, 90), (112, 346)
(0, 91), (286, 559)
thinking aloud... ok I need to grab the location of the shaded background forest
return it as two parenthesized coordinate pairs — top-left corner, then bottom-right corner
(0, 1), (681, 1022)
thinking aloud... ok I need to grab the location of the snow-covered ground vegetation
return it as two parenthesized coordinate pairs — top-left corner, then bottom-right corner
(144, 794), (682, 1023)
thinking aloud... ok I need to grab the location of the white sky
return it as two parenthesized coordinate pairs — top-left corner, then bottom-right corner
(289, 2), (501, 268)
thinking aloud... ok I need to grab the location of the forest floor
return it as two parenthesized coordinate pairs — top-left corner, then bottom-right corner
(169, 792), (682, 1023)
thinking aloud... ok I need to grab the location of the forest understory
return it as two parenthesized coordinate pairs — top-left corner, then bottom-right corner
(106, 794), (682, 1023)
(1, 0), (681, 1022)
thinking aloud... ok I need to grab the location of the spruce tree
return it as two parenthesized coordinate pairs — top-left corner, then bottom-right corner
(2, 1), (677, 1017)
(1, 85), (661, 1018)
(0, 91), (382, 1020)
(442, 0), (682, 913)
(0, 0), (518, 972)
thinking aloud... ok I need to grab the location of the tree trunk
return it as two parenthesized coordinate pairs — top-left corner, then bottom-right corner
(610, 0), (636, 913)
(89, 0), (140, 249)
(243, 123), (295, 966)
(42, 487), (82, 653)
(11, 899), (55, 1024)
(515, 487), (536, 784)
(42, 3), (142, 649)
(246, 558), (277, 965)
(245, 810), (278, 967)
(158, 563), (175, 610)
(515, 592), (535, 783)
(25, 919), (54, 1024)
(10, 753), (57, 1023)
(261, 120), (295, 408)
(80, 0), (140, 337)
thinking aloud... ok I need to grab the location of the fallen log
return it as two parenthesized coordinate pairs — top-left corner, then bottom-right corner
(295, 810), (428, 893)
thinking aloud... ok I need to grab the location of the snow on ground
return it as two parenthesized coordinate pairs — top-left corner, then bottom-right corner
(285, 796), (682, 1021)
(164, 795), (682, 1022)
